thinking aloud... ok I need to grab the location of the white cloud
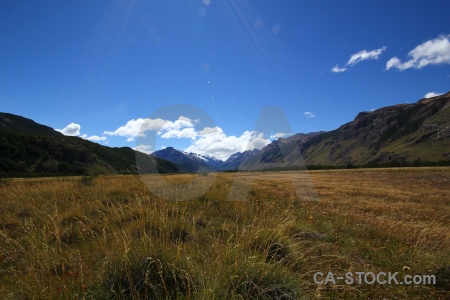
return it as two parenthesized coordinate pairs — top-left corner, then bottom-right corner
(270, 132), (292, 139)
(178, 116), (199, 124)
(331, 65), (347, 73)
(424, 92), (443, 98)
(304, 111), (316, 118)
(104, 117), (278, 160)
(160, 119), (194, 133)
(103, 117), (168, 141)
(160, 127), (197, 139)
(80, 134), (107, 142)
(158, 118), (199, 139)
(104, 116), (201, 142)
(331, 46), (386, 73)
(56, 123), (108, 143)
(198, 126), (220, 135)
(184, 128), (270, 160)
(134, 144), (153, 154)
(56, 123), (81, 136)
(386, 35), (450, 70)
(347, 47), (387, 66)
(386, 57), (403, 70)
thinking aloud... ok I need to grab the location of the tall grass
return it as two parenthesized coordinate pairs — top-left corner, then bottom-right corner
(0, 168), (449, 299)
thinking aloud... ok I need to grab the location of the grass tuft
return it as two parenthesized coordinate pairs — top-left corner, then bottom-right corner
(102, 250), (195, 299)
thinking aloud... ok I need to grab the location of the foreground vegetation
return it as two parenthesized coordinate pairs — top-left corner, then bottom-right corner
(1, 168), (449, 299)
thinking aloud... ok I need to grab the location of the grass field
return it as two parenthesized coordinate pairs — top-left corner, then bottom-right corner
(1, 168), (449, 299)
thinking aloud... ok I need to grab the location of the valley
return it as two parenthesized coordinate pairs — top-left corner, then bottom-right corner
(1, 168), (449, 298)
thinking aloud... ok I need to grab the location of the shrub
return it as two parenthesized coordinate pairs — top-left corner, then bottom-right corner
(217, 259), (300, 300)
(249, 230), (290, 263)
(434, 265), (450, 291)
(80, 175), (95, 186)
(0, 177), (10, 186)
(101, 251), (195, 299)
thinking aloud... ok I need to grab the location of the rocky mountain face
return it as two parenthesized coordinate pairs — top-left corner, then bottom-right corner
(151, 148), (262, 171)
(218, 149), (260, 170)
(186, 152), (224, 169)
(240, 92), (450, 169)
(0, 113), (180, 177)
(151, 147), (215, 173)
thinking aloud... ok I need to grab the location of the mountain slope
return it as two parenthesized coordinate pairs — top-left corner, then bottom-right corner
(219, 149), (260, 170)
(187, 152), (224, 169)
(241, 92), (450, 169)
(152, 148), (262, 171)
(3, 91), (449, 176)
(0, 113), (180, 177)
(151, 147), (215, 172)
(0, 113), (63, 137)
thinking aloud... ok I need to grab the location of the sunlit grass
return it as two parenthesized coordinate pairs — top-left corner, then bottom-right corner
(0, 167), (449, 299)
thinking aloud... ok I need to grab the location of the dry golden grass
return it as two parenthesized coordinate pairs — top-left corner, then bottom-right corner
(0, 167), (449, 299)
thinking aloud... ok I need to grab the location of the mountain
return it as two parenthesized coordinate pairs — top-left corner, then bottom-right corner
(3, 92), (449, 176)
(1, 113), (64, 137)
(0, 113), (180, 177)
(238, 132), (323, 170)
(240, 92), (450, 169)
(152, 147), (216, 173)
(219, 149), (260, 170)
(187, 152), (224, 169)
(152, 148), (261, 171)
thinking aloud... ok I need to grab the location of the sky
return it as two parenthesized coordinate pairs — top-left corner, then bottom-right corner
(1, 0), (450, 160)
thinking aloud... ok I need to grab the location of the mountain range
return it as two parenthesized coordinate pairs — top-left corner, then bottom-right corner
(241, 91), (450, 169)
(0, 113), (180, 177)
(1, 92), (449, 177)
(151, 147), (260, 172)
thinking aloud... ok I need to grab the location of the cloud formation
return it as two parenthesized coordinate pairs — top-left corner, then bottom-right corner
(104, 116), (202, 142)
(386, 35), (450, 70)
(270, 132), (292, 139)
(105, 117), (272, 160)
(424, 92), (443, 98)
(56, 122), (108, 143)
(56, 123), (81, 136)
(304, 111), (316, 118)
(159, 118), (198, 139)
(332, 46), (386, 73)
(134, 144), (153, 154)
(80, 134), (107, 142)
(103, 118), (168, 142)
(347, 47), (387, 66)
(331, 65), (348, 73)
(184, 128), (270, 161)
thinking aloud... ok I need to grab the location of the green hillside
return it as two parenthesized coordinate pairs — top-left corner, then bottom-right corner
(0, 113), (179, 177)
(240, 92), (450, 170)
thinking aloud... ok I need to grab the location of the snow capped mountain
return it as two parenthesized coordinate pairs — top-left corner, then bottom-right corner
(152, 147), (260, 171)
(183, 151), (217, 162)
(184, 152), (224, 169)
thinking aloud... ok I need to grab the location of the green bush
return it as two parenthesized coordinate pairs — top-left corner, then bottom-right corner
(80, 175), (96, 186)
(0, 177), (10, 186)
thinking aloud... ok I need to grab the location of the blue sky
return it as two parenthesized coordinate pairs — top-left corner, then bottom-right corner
(1, 0), (450, 159)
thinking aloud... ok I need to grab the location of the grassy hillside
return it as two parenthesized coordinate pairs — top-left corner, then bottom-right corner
(304, 92), (450, 165)
(241, 92), (450, 170)
(0, 112), (63, 137)
(0, 113), (180, 177)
